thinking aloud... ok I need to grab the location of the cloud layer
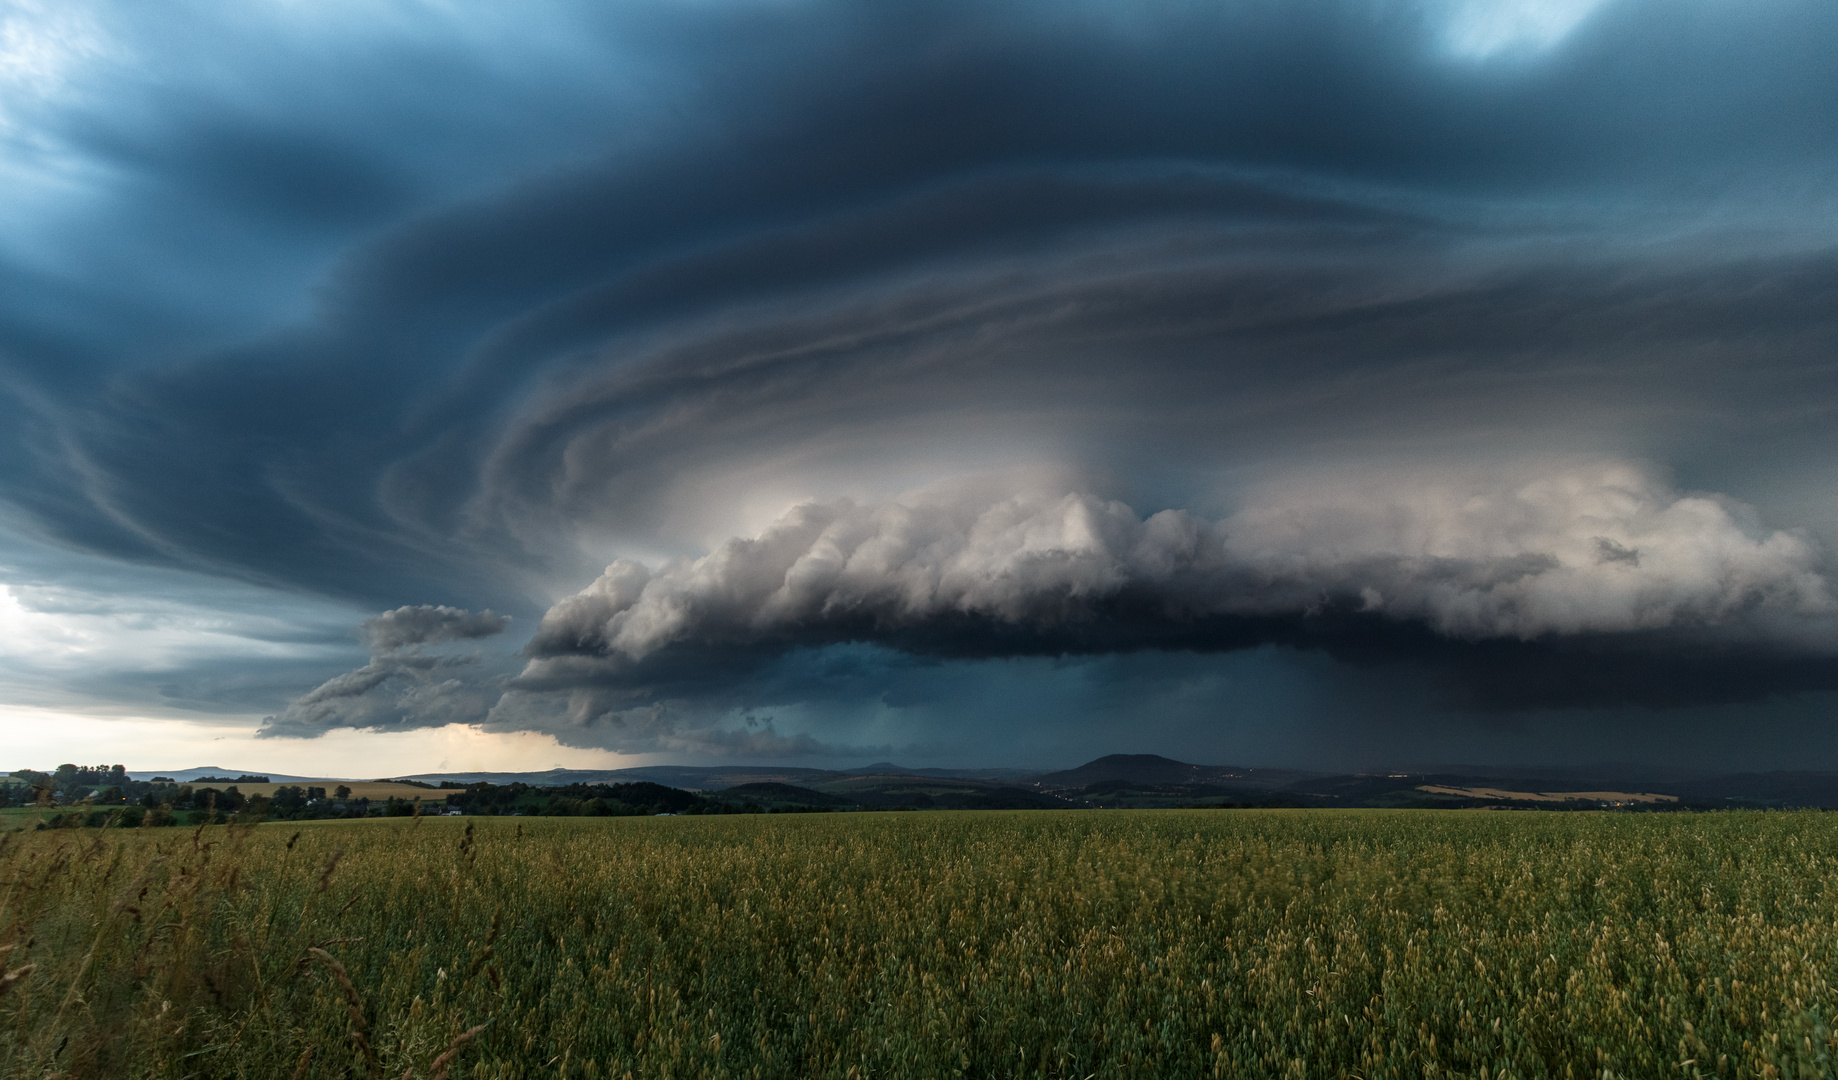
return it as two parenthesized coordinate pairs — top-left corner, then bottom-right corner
(5, 0), (1838, 766)
(519, 464), (1834, 701)
(6, 0), (1838, 609)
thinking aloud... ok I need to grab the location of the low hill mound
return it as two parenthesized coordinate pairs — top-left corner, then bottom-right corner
(1038, 754), (1222, 788)
(716, 783), (850, 806)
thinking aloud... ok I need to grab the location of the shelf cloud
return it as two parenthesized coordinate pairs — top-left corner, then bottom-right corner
(505, 464), (1837, 722)
(531, 465), (1828, 663)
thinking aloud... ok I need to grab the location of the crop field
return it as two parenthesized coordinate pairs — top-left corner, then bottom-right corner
(4, 811), (1838, 1079)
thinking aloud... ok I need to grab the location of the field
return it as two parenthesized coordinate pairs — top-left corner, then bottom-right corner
(4, 811), (1838, 1079)
(1413, 787), (1679, 806)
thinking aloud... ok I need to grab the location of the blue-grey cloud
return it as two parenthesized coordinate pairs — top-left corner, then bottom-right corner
(256, 605), (510, 739)
(359, 605), (510, 652)
(4, 0), (1838, 765)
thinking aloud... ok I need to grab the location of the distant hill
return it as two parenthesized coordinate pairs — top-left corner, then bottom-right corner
(1667, 771), (1838, 808)
(615, 766), (844, 789)
(1037, 754), (1213, 787)
(847, 763), (1042, 781)
(188, 757), (1838, 811)
(397, 762), (1040, 791)
(1037, 754), (1311, 790)
(389, 768), (634, 787)
(398, 766), (843, 790)
(713, 782), (851, 807)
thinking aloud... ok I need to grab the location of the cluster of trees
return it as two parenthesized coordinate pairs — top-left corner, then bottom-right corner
(31, 780), (723, 827)
(2, 766), (280, 809)
(23, 776), (451, 828)
(8, 764), (846, 826)
(161, 784), (379, 822)
(5, 764), (136, 807)
(447, 781), (710, 816)
(33, 786), (417, 829)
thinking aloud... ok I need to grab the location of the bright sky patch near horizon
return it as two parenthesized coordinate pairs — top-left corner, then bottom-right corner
(0, 704), (644, 777)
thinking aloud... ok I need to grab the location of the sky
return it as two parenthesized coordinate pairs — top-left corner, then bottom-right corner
(4, 0), (1838, 775)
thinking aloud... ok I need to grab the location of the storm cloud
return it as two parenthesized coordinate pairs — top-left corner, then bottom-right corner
(513, 464), (1835, 704)
(5, 0), (1838, 766)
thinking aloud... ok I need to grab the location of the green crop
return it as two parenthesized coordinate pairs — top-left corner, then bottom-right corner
(4, 810), (1838, 1078)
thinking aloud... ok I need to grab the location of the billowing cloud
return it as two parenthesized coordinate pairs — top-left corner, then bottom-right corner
(513, 464), (1834, 713)
(477, 690), (871, 759)
(359, 604), (510, 652)
(269, 459), (1838, 755)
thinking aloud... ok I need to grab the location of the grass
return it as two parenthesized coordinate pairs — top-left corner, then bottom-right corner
(4, 809), (1838, 1078)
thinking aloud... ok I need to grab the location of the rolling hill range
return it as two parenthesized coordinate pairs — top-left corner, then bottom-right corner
(1034, 754), (1317, 790)
(116, 756), (1838, 811)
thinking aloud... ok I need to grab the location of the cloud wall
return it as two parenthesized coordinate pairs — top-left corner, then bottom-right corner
(527, 464), (1831, 676)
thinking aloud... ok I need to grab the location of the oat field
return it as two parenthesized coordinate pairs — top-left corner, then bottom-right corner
(4, 810), (1838, 1079)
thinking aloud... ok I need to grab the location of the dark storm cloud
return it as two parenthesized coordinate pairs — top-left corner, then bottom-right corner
(507, 469), (1836, 712)
(6, 0), (1838, 760)
(7, 0), (1838, 597)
